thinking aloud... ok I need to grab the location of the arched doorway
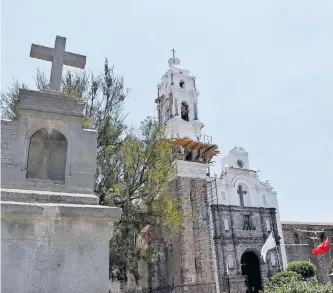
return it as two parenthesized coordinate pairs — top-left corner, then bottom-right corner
(181, 102), (189, 121)
(27, 129), (67, 181)
(241, 251), (262, 293)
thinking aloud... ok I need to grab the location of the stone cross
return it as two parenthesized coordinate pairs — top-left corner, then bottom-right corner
(237, 185), (247, 207)
(171, 48), (176, 58)
(30, 35), (86, 91)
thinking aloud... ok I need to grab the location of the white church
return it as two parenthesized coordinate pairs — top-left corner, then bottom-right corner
(145, 52), (289, 293)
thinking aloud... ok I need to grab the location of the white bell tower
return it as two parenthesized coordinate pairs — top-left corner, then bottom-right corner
(155, 50), (218, 178)
(155, 50), (204, 141)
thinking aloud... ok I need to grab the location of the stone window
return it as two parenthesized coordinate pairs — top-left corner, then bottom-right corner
(227, 254), (235, 269)
(224, 218), (230, 231)
(320, 232), (326, 243)
(266, 220), (271, 232)
(244, 215), (251, 230)
(243, 215), (255, 230)
(27, 129), (67, 181)
(179, 80), (185, 89)
(181, 102), (189, 121)
(294, 233), (300, 244)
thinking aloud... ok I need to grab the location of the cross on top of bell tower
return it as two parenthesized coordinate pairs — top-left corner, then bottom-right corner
(168, 48), (180, 67)
(30, 35), (86, 91)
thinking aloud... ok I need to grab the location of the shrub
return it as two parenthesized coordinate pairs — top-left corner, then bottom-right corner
(264, 271), (302, 290)
(286, 261), (316, 279)
(263, 280), (333, 293)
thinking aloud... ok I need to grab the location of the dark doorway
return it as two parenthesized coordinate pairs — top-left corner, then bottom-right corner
(181, 102), (189, 121)
(241, 251), (262, 293)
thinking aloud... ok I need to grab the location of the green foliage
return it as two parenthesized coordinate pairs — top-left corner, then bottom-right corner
(83, 116), (93, 129)
(62, 70), (89, 100)
(264, 271), (302, 291)
(263, 262), (332, 293)
(35, 68), (49, 90)
(263, 278), (333, 293)
(1, 79), (28, 119)
(108, 117), (183, 282)
(152, 194), (185, 232)
(286, 261), (316, 279)
(137, 244), (154, 264)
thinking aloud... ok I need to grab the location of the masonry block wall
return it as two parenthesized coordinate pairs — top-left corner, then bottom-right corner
(135, 176), (216, 293)
(1, 120), (18, 166)
(282, 223), (333, 284)
(212, 205), (281, 293)
(189, 178), (215, 292)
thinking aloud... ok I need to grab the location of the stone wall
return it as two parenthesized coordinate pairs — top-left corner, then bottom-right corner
(1, 199), (121, 293)
(114, 175), (287, 293)
(1, 89), (97, 194)
(213, 205), (282, 292)
(1, 87), (122, 293)
(282, 222), (333, 284)
(123, 176), (217, 293)
(1, 119), (18, 165)
(284, 245), (311, 262)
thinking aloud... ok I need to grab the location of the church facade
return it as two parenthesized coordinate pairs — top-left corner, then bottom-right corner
(127, 55), (288, 293)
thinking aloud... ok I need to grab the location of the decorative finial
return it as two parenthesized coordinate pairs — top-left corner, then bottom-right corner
(168, 49), (180, 67)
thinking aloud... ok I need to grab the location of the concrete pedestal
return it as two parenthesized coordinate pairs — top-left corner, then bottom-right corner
(1, 188), (121, 293)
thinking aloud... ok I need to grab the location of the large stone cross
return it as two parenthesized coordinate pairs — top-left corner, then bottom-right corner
(237, 185), (247, 207)
(30, 35), (86, 91)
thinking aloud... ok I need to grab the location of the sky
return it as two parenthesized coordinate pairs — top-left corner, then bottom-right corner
(1, 0), (332, 222)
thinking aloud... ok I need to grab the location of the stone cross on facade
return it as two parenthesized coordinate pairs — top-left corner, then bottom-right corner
(30, 35), (86, 91)
(237, 185), (247, 207)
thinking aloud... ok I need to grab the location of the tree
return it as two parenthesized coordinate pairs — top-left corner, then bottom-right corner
(1, 79), (28, 119)
(1, 59), (184, 284)
(286, 261), (316, 280)
(108, 117), (184, 283)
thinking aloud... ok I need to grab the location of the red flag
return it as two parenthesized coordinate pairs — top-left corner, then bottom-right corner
(312, 239), (330, 255)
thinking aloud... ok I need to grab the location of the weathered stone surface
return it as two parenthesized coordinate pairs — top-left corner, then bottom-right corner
(1, 89), (97, 194)
(1, 188), (99, 205)
(282, 222), (333, 284)
(1, 200), (121, 293)
(1, 70), (122, 293)
(26, 129), (67, 181)
(128, 176), (282, 293)
(1, 119), (18, 166)
(30, 35), (86, 91)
